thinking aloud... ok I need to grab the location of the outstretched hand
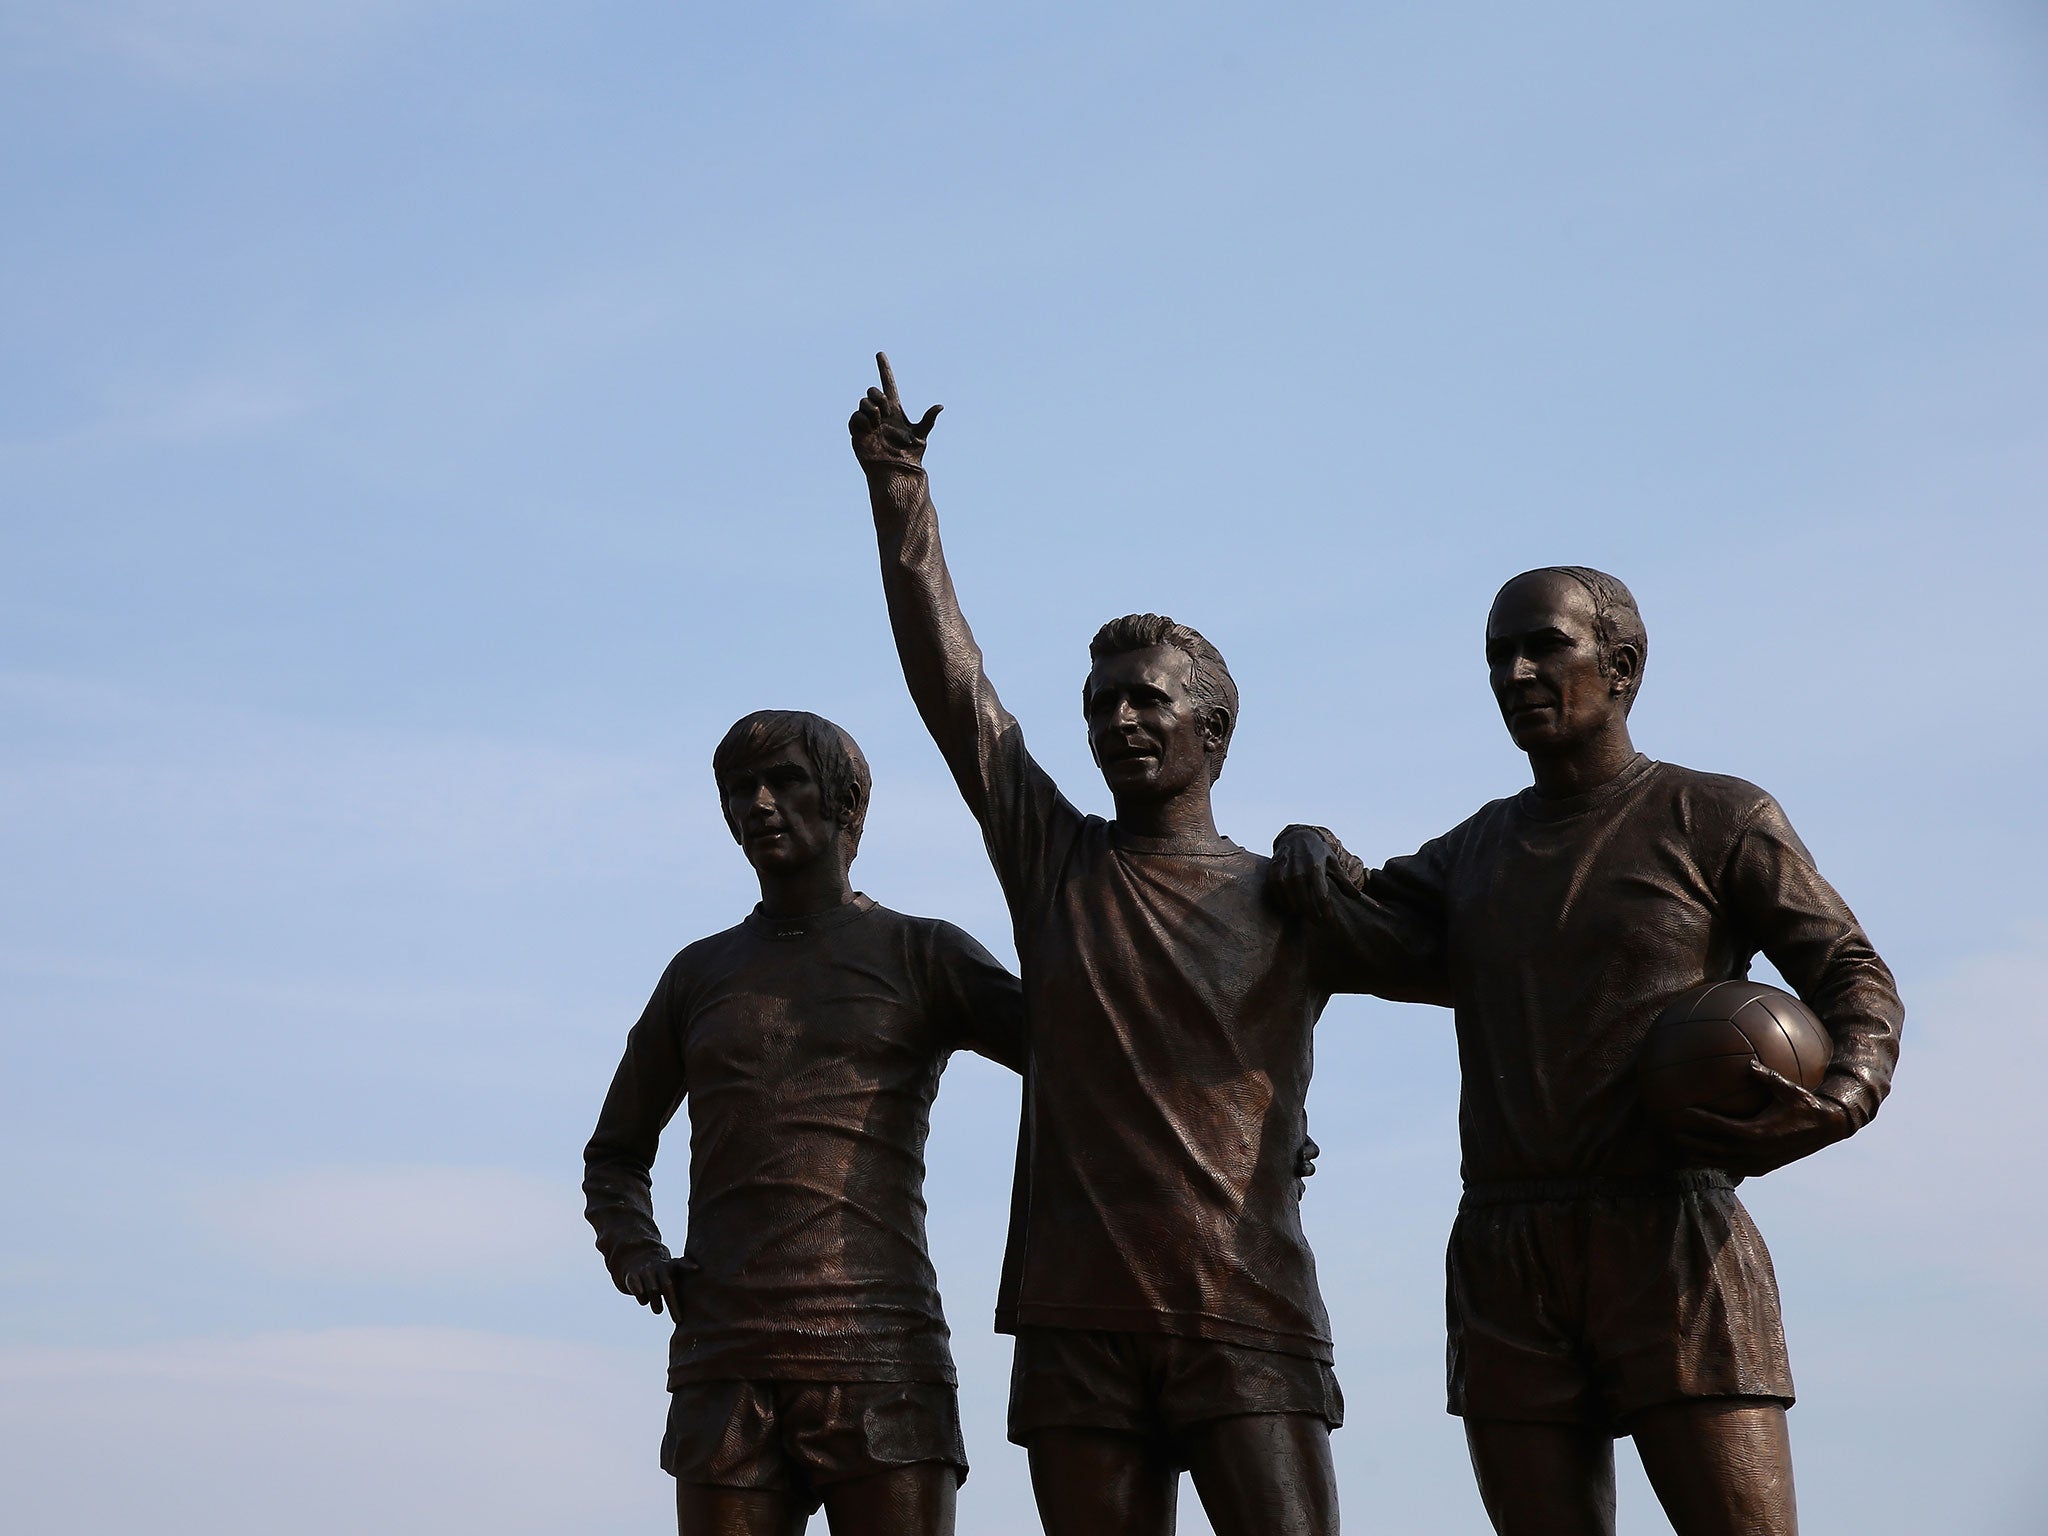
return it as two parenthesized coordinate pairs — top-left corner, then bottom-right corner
(1268, 825), (1369, 924)
(1669, 1060), (1852, 1177)
(849, 352), (943, 473)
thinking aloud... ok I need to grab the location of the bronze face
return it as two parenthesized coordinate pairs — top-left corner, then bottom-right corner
(721, 742), (842, 875)
(1084, 643), (1221, 802)
(1484, 570), (1635, 756)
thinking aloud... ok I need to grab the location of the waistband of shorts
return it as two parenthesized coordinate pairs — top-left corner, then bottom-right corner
(1458, 1170), (1734, 1210)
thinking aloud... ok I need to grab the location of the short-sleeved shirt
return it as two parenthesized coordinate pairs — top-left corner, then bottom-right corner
(985, 809), (1391, 1360)
(1361, 755), (1903, 1183)
(582, 895), (1024, 1387)
(872, 474), (1427, 1359)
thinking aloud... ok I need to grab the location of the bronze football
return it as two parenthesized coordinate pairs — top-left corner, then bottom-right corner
(1639, 979), (1832, 1129)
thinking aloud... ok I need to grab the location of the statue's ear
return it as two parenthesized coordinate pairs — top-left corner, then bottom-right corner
(1200, 705), (1232, 752)
(836, 784), (865, 831)
(1607, 641), (1643, 699)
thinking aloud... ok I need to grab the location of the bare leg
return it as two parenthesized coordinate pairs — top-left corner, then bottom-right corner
(676, 1482), (810, 1536)
(1183, 1412), (1338, 1536)
(1631, 1398), (1797, 1536)
(820, 1461), (959, 1536)
(1464, 1418), (1617, 1536)
(1028, 1428), (1178, 1536)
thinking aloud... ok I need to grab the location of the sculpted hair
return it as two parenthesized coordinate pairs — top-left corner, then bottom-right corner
(1085, 613), (1240, 778)
(1535, 566), (1649, 714)
(711, 709), (872, 851)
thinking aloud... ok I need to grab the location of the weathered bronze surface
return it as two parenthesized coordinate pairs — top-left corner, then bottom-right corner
(584, 359), (1900, 1535)
(854, 356), (1423, 1536)
(583, 709), (1024, 1535)
(1270, 566), (1902, 1536)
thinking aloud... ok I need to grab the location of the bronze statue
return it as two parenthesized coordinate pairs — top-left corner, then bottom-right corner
(851, 356), (1413, 1536)
(582, 709), (1025, 1535)
(1270, 567), (1904, 1536)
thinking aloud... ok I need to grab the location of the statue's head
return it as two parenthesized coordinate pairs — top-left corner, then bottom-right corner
(711, 709), (871, 874)
(1485, 567), (1647, 755)
(1081, 613), (1238, 801)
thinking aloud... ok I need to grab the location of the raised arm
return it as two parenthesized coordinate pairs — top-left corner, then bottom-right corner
(851, 354), (1075, 892)
(850, 353), (1005, 805)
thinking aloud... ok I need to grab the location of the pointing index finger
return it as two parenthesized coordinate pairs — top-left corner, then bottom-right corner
(875, 352), (901, 405)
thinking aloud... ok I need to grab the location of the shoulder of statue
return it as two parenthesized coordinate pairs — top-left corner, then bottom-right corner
(1657, 761), (1783, 829)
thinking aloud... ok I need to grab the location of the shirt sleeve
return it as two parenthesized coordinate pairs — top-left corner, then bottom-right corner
(868, 466), (1084, 910)
(1309, 832), (1457, 1006)
(925, 920), (1027, 1074)
(581, 959), (689, 1280)
(1722, 796), (1903, 1130)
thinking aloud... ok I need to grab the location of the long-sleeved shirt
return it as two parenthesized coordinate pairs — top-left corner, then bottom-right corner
(1337, 753), (1902, 1184)
(867, 466), (1409, 1362)
(582, 895), (1024, 1387)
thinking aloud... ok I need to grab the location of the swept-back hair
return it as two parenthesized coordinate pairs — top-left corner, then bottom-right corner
(711, 709), (872, 851)
(1521, 566), (1649, 714)
(1085, 612), (1240, 777)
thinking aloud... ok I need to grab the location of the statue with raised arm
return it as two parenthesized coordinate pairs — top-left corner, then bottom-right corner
(583, 709), (1024, 1536)
(850, 355), (1420, 1536)
(1270, 567), (1904, 1536)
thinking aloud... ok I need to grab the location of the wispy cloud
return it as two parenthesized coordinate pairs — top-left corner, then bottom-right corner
(0, 370), (317, 459)
(0, 1327), (666, 1533)
(0, 670), (706, 895)
(132, 374), (314, 441)
(5, 0), (467, 87)
(192, 1165), (577, 1280)
(0, 1326), (1051, 1535)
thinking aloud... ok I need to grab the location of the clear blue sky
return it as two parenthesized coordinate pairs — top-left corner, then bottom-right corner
(3, 3), (2043, 1531)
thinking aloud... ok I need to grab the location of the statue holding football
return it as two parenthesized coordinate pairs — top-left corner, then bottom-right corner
(579, 354), (1901, 1536)
(1271, 564), (1901, 1536)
